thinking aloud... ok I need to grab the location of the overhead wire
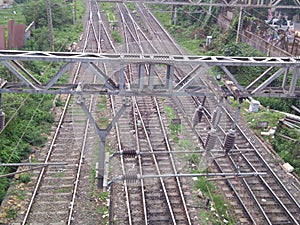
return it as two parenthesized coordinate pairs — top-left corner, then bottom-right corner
(0, 1), (81, 176)
(0, 95), (46, 175)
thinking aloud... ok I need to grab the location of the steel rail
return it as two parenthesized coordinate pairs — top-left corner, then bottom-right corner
(121, 5), (181, 221)
(223, 105), (300, 211)
(136, 4), (259, 223)
(212, 158), (261, 225)
(227, 154), (274, 224)
(133, 24), (191, 225)
(67, 0), (103, 223)
(233, 146), (300, 224)
(134, 97), (177, 224)
(100, 0), (300, 9)
(131, 6), (193, 223)
(137, 3), (184, 55)
(109, 4), (139, 224)
(202, 101), (300, 223)
(23, 1), (109, 223)
(199, 101), (300, 224)
(144, 1), (298, 221)
(134, 2), (300, 224)
(110, 96), (134, 224)
(153, 97), (192, 224)
(132, 97), (149, 224)
(119, 4), (175, 221)
(118, 4), (188, 223)
(21, 53), (81, 225)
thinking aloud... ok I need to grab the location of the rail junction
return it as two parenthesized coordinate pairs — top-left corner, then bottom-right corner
(0, 0), (300, 224)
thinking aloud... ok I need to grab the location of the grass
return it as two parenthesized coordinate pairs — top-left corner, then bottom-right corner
(97, 95), (107, 111)
(19, 172), (31, 184)
(8, 188), (27, 201)
(0, 3), (25, 25)
(53, 187), (70, 193)
(54, 171), (64, 178)
(187, 153), (201, 165)
(240, 100), (285, 133)
(111, 30), (122, 43)
(163, 105), (181, 142)
(5, 206), (17, 220)
(194, 175), (236, 224)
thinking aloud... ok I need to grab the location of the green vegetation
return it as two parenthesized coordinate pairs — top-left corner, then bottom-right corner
(100, 2), (120, 41)
(194, 175), (236, 224)
(163, 105), (181, 142)
(8, 187), (27, 201)
(5, 206), (17, 220)
(272, 125), (300, 175)
(111, 30), (122, 43)
(54, 187), (70, 193)
(0, 0), (86, 204)
(19, 172), (32, 184)
(0, 3), (25, 25)
(55, 171), (64, 178)
(241, 100), (285, 131)
(22, 0), (83, 51)
(97, 95), (107, 110)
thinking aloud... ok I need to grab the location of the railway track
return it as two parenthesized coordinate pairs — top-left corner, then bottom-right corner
(14, 0), (110, 224)
(105, 3), (195, 223)
(3, 1), (300, 224)
(108, 2), (300, 224)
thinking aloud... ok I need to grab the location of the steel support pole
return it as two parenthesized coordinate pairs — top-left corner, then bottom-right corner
(46, 0), (54, 51)
(236, 7), (243, 43)
(288, 67), (299, 96)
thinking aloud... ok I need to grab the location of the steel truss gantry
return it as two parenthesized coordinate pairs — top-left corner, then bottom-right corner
(0, 50), (299, 98)
(100, 0), (300, 9)
(1, 50), (299, 188)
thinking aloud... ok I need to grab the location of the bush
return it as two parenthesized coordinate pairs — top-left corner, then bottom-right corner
(0, 177), (10, 203)
(19, 173), (32, 184)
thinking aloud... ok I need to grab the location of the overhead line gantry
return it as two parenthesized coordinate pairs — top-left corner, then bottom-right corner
(100, 0), (300, 9)
(0, 50), (299, 98)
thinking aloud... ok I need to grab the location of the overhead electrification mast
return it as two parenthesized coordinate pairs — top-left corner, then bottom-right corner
(46, 0), (54, 51)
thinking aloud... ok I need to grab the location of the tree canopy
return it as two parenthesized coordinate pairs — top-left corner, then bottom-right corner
(22, 0), (73, 29)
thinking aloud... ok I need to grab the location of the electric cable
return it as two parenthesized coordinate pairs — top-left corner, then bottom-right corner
(0, 95), (46, 174)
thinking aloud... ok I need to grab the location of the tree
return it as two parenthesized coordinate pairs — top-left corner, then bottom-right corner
(22, 0), (73, 29)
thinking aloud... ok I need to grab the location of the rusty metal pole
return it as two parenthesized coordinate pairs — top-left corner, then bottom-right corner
(236, 7), (244, 43)
(46, 0), (54, 51)
(73, 0), (76, 24)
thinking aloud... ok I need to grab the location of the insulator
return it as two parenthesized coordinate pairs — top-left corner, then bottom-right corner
(122, 174), (139, 183)
(204, 129), (217, 150)
(211, 107), (222, 128)
(223, 129), (236, 153)
(0, 110), (5, 131)
(192, 107), (204, 127)
(121, 149), (137, 157)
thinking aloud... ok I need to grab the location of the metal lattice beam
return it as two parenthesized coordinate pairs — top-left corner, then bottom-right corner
(0, 50), (299, 98)
(100, 0), (300, 9)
